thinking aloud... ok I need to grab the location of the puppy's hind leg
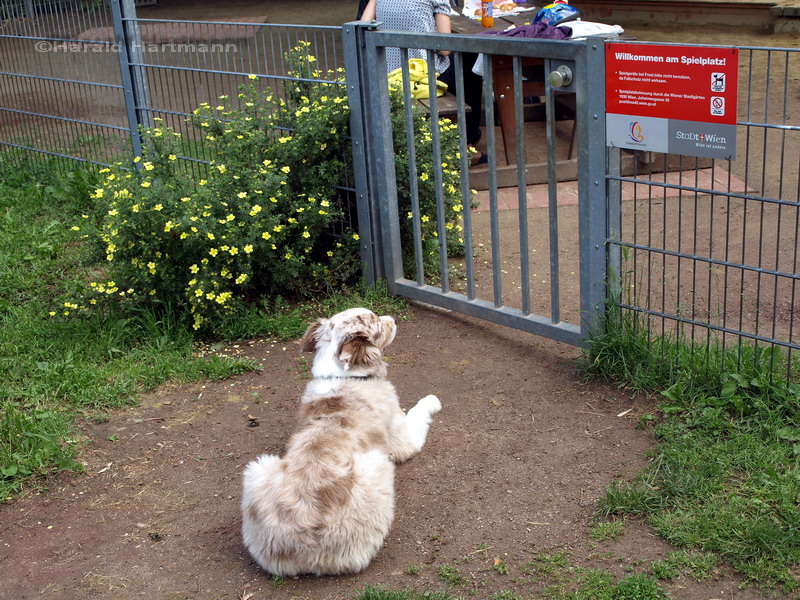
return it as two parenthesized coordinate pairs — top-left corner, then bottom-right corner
(388, 395), (442, 462)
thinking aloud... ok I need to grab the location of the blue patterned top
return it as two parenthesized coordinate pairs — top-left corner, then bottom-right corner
(375, 0), (452, 74)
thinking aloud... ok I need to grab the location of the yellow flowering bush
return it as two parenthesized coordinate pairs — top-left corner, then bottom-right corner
(75, 120), (355, 332)
(64, 43), (462, 332)
(276, 41), (466, 278)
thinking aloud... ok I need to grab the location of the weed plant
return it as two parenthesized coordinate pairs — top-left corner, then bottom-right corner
(585, 301), (800, 592)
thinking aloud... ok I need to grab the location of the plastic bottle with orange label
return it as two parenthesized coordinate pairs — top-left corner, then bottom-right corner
(481, 1), (494, 27)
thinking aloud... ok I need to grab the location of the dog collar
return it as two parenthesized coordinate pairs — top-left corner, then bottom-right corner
(315, 375), (375, 381)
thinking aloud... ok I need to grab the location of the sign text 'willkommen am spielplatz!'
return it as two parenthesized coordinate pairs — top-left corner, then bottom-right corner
(606, 43), (739, 160)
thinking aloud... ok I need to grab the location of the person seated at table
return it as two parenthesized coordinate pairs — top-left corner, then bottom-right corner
(360, 0), (487, 166)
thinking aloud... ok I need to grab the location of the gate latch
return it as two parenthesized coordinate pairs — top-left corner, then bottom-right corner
(548, 65), (573, 88)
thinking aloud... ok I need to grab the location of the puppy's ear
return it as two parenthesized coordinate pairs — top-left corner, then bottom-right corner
(338, 334), (379, 371)
(300, 319), (324, 352)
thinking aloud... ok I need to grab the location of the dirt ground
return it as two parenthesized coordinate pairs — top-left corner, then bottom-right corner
(2, 3), (800, 599)
(0, 305), (772, 600)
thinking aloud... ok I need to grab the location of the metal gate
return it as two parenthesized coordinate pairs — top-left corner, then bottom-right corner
(344, 23), (608, 345)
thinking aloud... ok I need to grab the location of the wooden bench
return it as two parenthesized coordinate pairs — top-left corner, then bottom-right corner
(416, 91), (471, 119)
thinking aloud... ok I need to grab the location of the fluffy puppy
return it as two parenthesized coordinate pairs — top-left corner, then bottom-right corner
(241, 307), (442, 576)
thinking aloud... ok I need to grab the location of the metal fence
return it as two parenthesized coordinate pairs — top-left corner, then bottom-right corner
(0, 0), (347, 169)
(1, 1), (798, 382)
(607, 45), (800, 382)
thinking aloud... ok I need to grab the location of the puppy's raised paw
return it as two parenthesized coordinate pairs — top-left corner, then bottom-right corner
(419, 394), (442, 416)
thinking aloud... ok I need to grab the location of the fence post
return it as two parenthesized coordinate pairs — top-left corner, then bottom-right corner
(110, 0), (150, 160)
(343, 21), (382, 286)
(577, 38), (608, 340)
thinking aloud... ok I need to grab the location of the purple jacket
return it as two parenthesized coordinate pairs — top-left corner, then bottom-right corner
(487, 23), (572, 40)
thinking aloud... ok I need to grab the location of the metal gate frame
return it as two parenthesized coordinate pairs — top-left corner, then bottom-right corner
(344, 23), (608, 346)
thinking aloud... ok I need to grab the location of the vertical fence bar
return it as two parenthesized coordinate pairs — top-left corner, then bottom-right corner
(544, 64), (561, 324)
(578, 39), (607, 337)
(343, 21), (380, 285)
(483, 57), (503, 308)
(111, 0), (143, 159)
(121, 0), (151, 131)
(512, 56), (531, 316)
(454, 51), (476, 301)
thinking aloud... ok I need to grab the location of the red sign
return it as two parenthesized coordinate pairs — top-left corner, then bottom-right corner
(606, 43), (738, 125)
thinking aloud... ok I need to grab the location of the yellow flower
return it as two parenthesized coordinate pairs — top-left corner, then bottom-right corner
(237, 192), (248, 199)
(249, 205), (262, 216)
(181, 196), (190, 202)
(154, 204), (163, 211)
(261, 232), (272, 240)
(168, 154), (177, 161)
(133, 156), (141, 163)
(320, 200), (330, 207)
(190, 264), (199, 274)
(248, 74), (258, 80)
(207, 233), (215, 240)
(235, 274), (248, 284)
(141, 181), (151, 188)
(420, 172), (429, 181)
(302, 230), (311, 239)
(353, 233), (360, 241)
(143, 162), (154, 171)
(281, 166), (290, 173)
(284, 253), (292, 260)
(229, 246), (239, 255)
(209, 248), (219, 257)
(244, 244), (254, 253)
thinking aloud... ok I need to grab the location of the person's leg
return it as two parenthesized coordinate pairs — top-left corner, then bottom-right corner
(439, 55), (484, 156)
(460, 52), (483, 147)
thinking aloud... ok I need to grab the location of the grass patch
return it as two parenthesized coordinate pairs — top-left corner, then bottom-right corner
(438, 564), (470, 588)
(649, 550), (719, 581)
(590, 520), (625, 542)
(357, 553), (668, 600)
(585, 302), (800, 592)
(0, 158), (406, 498)
(353, 586), (462, 600)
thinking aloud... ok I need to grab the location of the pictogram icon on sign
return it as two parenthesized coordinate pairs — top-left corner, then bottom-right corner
(711, 96), (725, 116)
(711, 72), (726, 93)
